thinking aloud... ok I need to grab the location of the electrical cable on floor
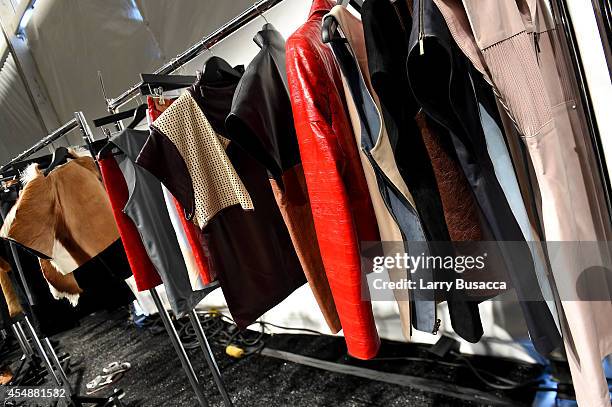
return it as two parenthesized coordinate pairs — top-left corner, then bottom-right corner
(450, 350), (542, 390)
(171, 309), (552, 395)
(370, 353), (547, 391)
(185, 311), (326, 358)
(253, 321), (327, 336)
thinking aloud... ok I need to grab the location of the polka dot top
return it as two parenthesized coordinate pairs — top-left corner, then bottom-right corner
(141, 92), (253, 228)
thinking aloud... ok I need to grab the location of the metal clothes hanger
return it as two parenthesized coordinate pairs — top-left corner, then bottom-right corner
(322, 0), (349, 43)
(43, 146), (74, 176)
(321, 0), (363, 43)
(254, 1), (270, 24)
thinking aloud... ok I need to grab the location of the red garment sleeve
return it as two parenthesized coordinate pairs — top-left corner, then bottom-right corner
(171, 196), (214, 285)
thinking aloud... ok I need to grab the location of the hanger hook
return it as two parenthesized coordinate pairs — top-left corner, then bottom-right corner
(254, 1), (269, 24)
(169, 56), (178, 72)
(176, 58), (185, 75)
(155, 86), (165, 105)
(147, 84), (165, 105)
(97, 70), (110, 110)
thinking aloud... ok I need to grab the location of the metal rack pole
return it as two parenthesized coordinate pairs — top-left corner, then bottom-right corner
(74, 111), (102, 172)
(78, 110), (216, 406)
(43, 337), (72, 393)
(22, 316), (62, 387)
(188, 310), (233, 406)
(6, 243), (35, 305)
(106, 0), (284, 111)
(0, 118), (78, 174)
(15, 322), (34, 356)
(11, 323), (30, 357)
(74, 111), (96, 149)
(0, 114), (127, 406)
(150, 288), (209, 407)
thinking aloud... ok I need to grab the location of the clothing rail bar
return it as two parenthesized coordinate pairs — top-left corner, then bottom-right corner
(0, 118), (79, 174)
(106, 0), (284, 111)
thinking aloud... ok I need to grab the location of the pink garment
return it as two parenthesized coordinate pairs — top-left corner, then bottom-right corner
(452, 0), (612, 404)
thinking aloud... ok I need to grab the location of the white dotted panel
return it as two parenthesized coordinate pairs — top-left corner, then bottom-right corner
(153, 93), (253, 228)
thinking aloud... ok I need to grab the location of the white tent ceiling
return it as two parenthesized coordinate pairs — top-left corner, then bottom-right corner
(0, 49), (45, 160)
(0, 0), (257, 162)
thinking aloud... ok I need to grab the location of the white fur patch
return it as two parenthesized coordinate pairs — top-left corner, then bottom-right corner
(47, 282), (80, 306)
(41, 260), (80, 306)
(19, 163), (40, 186)
(50, 240), (79, 275)
(69, 146), (91, 158)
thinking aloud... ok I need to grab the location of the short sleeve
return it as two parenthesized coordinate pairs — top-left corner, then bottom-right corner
(141, 92), (253, 228)
(137, 127), (196, 221)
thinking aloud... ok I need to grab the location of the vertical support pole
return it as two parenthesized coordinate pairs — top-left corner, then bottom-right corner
(22, 316), (61, 386)
(74, 111), (103, 175)
(150, 288), (209, 407)
(74, 110), (97, 157)
(43, 337), (72, 393)
(188, 311), (232, 406)
(11, 323), (29, 357)
(75, 110), (211, 406)
(15, 322), (33, 356)
(1, 217), (35, 304)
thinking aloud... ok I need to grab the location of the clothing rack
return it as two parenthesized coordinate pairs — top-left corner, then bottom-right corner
(106, 0), (286, 112)
(1, 111), (229, 405)
(100, 1), (308, 404)
(72, 112), (232, 406)
(100, 1), (375, 405)
(91, 139), (232, 406)
(0, 118), (78, 175)
(0, 113), (125, 406)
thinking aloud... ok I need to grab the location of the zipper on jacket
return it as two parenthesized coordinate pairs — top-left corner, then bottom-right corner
(533, 31), (541, 63)
(432, 318), (441, 335)
(418, 0), (425, 55)
(361, 146), (439, 333)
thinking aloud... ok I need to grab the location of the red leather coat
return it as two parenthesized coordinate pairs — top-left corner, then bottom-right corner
(286, 0), (381, 359)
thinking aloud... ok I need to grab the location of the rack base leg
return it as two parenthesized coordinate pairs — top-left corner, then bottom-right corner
(22, 317), (61, 387)
(189, 310), (233, 406)
(149, 289), (208, 407)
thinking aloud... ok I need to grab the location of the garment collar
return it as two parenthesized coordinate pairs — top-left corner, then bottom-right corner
(309, 0), (335, 18)
(253, 23), (289, 90)
(254, 23), (285, 51)
(110, 128), (149, 162)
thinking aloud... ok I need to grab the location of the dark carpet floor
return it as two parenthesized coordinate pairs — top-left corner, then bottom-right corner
(6, 308), (544, 406)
